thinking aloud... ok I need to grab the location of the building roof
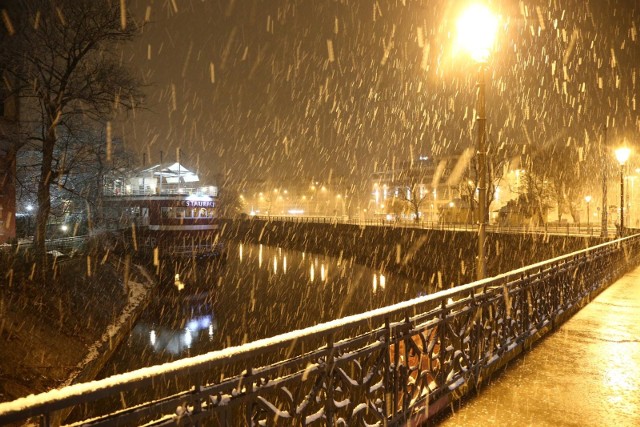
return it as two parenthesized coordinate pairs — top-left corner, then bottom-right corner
(140, 162), (199, 183)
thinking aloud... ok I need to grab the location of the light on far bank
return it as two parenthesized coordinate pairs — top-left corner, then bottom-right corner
(456, 3), (499, 63)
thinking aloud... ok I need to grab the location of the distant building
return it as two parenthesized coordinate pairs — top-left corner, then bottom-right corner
(101, 162), (222, 258)
(240, 179), (350, 217)
(103, 162), (218, 197)
(368, 155), (462, 221)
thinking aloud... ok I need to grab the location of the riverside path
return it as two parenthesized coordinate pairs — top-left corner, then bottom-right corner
(437, 264), (640, 427)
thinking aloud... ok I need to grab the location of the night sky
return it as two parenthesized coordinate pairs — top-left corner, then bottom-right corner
(121, 0), (640, 185)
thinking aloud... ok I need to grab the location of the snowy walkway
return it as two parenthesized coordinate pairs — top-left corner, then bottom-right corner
(437, 264), (640, 427)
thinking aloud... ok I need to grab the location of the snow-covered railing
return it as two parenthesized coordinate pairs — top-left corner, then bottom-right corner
(1, 235), (639, 426)
(254, 215), (620, 237)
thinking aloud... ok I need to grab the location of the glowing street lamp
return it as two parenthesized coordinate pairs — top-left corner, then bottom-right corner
(456, 4), (499, 63)
(615, 147), (631, 236)
(457, 3), (498, 280)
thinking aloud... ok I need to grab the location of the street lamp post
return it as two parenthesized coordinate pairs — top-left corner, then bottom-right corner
(615, 147), (631, 237)
(584, 196), (592, 232)
(457, 4), (498, 280)
(26, 204), (33, 237)
(601, 126), (608, 238)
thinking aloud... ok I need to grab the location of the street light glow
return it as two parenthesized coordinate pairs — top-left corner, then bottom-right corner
(615, 147), (631, 165)
(456, 4), (499, 63)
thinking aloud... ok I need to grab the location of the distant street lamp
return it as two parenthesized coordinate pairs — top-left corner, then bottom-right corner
(457, 4), (499, 280)
(584, 196), (592, 231)
(615, 147), (631, 237)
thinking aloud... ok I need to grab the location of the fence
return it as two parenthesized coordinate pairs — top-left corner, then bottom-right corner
(0, 235), (88, 255)
(0, 234), (638, 426)
(253, 215), (619, 237)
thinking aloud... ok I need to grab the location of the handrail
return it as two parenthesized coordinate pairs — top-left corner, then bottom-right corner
(1, 234), (638, 425)
(0, 235), (89, 253)
(251, 215), (622, 237)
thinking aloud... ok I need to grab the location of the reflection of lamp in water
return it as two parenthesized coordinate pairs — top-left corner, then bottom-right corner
(149, 329), (157, 346)
(373, 273), (387, 293)
(183, 328), (192, 348)
(174, 273), (185, 291)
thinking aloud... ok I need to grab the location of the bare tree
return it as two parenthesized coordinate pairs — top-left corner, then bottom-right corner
(460, 137), (513, 224)
(518, 151), (555, 225)
(1, 1), (143, 274)
(393, 181), (429, 223)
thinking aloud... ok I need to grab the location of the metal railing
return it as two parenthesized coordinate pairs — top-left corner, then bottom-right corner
(103, 187), (218, 197)
(254, 215), (619, 237)
(0, 235), (88, 254)
(1, 234), (638, 426)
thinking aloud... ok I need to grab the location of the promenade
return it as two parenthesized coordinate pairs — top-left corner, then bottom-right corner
(438, 264), (640, 427)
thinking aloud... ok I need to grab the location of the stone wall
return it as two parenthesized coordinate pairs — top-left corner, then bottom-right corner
(218, 219), (602, 289)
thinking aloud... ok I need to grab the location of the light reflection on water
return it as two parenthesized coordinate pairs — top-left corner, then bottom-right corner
(108, 242), (419, 375)
(136, 315), (217, 356)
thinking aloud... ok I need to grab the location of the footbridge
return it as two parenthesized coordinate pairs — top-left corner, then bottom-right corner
(1, 234), (639, 426)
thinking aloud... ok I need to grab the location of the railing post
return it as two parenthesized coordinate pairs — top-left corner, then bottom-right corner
(243, 368), (254, 424)
(193, 378), (202, 427)
(436, 300), (447, 391)
(470, 292), (482, 385)
(40, 412), (50, 427)
(325, 333), (335, 424)
(401, 313), (412, 417)
(392, 320), (400, 419)
(383, 317), (392, 424)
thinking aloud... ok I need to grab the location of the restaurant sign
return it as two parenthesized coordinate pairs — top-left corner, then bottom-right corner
(182, 200), (215, 208)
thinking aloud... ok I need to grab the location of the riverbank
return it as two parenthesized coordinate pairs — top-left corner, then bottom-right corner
(218, 218), (602, 287)
(0, 252), (154, 410)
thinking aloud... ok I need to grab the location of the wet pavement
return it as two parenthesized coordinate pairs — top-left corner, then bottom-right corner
(437, 264), (640, 427)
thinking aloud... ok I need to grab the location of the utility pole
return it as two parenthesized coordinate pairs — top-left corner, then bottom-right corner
(476, 64), (488, 280)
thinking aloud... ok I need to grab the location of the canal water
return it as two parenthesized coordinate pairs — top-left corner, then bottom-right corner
(100, 242), (424, 377)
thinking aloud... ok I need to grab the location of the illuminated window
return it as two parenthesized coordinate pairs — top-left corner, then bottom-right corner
(161, 207), (174, 218)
